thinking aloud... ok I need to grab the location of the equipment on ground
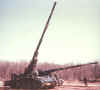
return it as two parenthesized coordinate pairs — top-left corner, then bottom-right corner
(5, 1), (58, 89)
(4, 1), (98, 89)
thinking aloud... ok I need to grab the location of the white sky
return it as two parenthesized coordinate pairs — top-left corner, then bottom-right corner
(0, 0), (100, 64)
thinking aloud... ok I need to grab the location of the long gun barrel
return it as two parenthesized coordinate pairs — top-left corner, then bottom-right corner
(24, 2), (57, 75)
(39, 62), (98, 76)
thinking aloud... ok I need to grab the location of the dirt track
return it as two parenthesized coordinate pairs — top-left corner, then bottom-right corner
(52, 85), (100, 90)
(51, 81), (100, 90)
(0, 81), (100, 90)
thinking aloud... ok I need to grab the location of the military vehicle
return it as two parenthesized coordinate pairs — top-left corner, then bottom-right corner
(4, 1), (58, 89)
(4, 1), (98, 89)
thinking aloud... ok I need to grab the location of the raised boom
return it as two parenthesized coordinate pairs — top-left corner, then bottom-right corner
(24, 1), (57, 75)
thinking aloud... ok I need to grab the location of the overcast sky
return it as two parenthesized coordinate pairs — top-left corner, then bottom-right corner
(0, 0), (100, 64)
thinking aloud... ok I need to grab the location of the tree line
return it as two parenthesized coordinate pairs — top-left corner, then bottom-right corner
(0, 60), (100, 81)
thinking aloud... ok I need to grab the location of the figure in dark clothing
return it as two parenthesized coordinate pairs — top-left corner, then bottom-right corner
(83, 77), (88, 86)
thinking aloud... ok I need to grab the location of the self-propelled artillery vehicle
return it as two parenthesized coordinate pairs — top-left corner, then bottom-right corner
(4, 1), (98, 89)
(4, 1), (58, 89)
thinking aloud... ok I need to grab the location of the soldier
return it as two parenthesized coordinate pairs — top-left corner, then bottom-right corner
(52, 73), (60, 86)
(83, 77), (88, 86)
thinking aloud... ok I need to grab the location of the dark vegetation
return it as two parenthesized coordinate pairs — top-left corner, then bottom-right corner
(0, 61), (100, 81)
